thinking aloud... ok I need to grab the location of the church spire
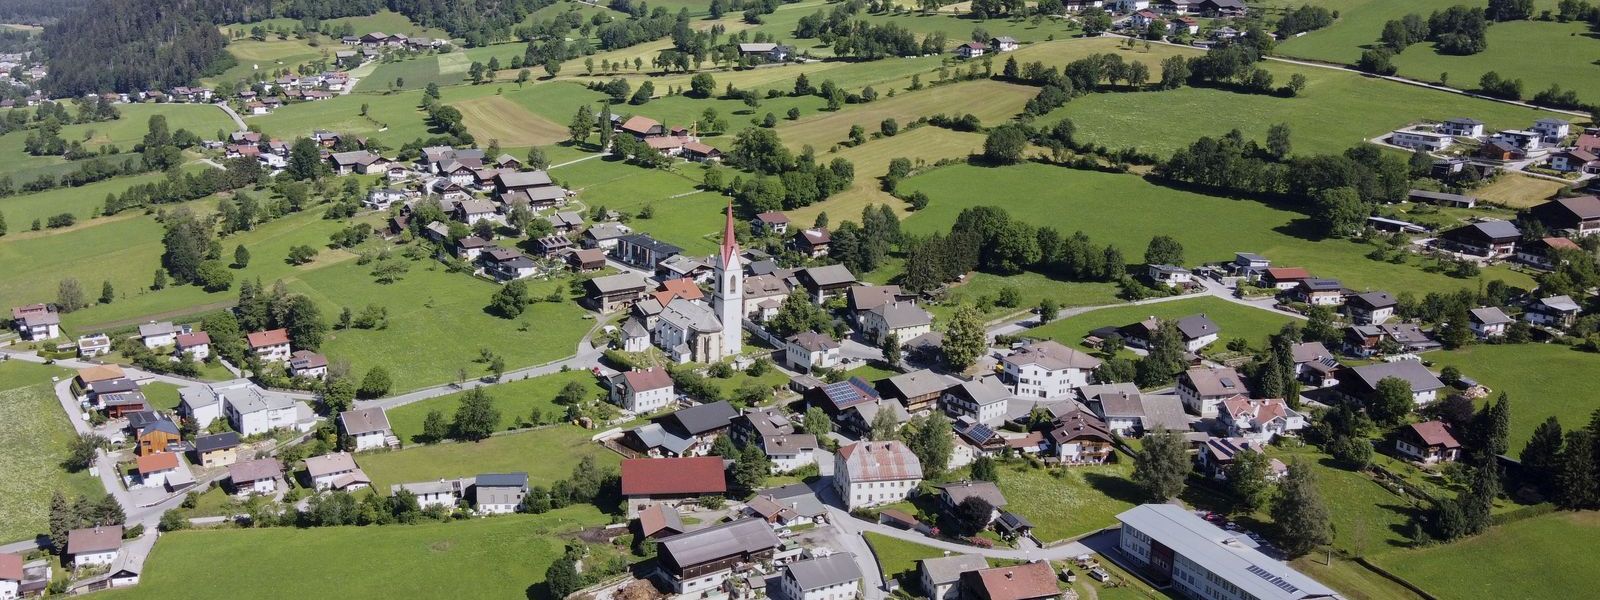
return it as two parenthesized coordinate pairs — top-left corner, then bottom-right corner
(720, 203), (739, 267)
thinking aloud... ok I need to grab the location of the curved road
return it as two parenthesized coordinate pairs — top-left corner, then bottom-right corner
(215, 102), (247, 133)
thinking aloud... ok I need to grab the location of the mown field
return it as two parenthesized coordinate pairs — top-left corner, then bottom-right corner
(1427, 343), (1600, 448)
(384, 370), (606, 441)
(1027, 296), (1295, 352)
(993, 460), (1141, 542)
(896, 164), (1537, 295)
(0, 360), (102, 544)
(1371, 511), (1600, 600)
(356, 424), (620, 493)
(102, 505), (612, 600)
(1473, 173), (1569, 209)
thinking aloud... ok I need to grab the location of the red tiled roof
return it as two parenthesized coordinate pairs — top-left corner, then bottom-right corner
(0, 553), (22, 582)
(621, 115), (661, 135)
(838, 441), (922, 482)
(965, 561), (1059, 600)
(1409, 421), (1461, 449)
(175, 331), (211, 347)
(621, 456), (727, 496)
(247, 328), (289, 348)
(654, 278), (704, 304)
(137, 452), (179, 475)
(1265, 267), (1310, 280)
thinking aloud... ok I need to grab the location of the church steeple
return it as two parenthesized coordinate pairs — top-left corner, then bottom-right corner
(720, 203), (739, 268)
(714, 204), (743, 356)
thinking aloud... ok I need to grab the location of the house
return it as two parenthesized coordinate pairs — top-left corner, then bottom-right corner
(958, 561), (1060, 600)
(780, 553), (862, 600)
(1197, 0), (1244, 15)
(752, 211), (790, 235)
(742, 274), (792, 320)
(1550, 149), (1600, 173)
(879, 369), (957, 414)
(955, 41), (986, 58)
(534, 235), (574, 257)
(1532, 117), (1572, 143)
(1525, 294), (1582, 328)
(1397, 421), (1461, 463)
(391, 479), (468, 509)
(1440, 220), (1520, 258)
(1341, 360), (1444, 406)
(135, 419), (181, 456)
(10, 304), (60, 340)
(761, 434), (818, 473)
(785, 331), (841, 372)
(1531, 196), (1600, 237)
(655, 255), (713, 283)
(1408, 189), (1476, 208)
(1121, 313), (1221, 353)
(1479, 139), (1524, 161)
(1048, 409), (1116, 464)
(492, 170), (554, 194)
(481, 247), (537, 282)
(635, 502), (686, 539)
(1261, 267), (1311, 290)
(1084, 385), (1187, 436)
(731, 406), (795, 448)
(1468, 306), (1513, 338)
(192, 432), (240, 468)
(305, 452), (370, 491)
(1198, 437), (1276, 480)
(682, 141), (722, 162)
(328, 150), (383, 175)
(1439, 117), (1485, 137)
(365, 188), (408, 210)
(1217, 397), (1306, 441)
(338, 407), (394, 451)
(138, 322), (183, 348)
(95, 386), (149, 419)
(937, 480), (1006, 525)
(735, 42), (791, 62)
(1516, 236), (1581, 269)
(1346, 291), (1397, 325)
(136, 452), (180, 488)
(173, 331), (211, 360)
(453, 200), (498, 225)
(614, 234), (683, 269)
(1290, 341), (1341, 387)
(920, 555), (989, 600)
(990, 36), (1019, 52)
(834, 441), (923, 510)
(611, 367), (675, 414)
(77, 333), (112, 357)
(226, 385), (304, 436)
(859, 301), (934, 345)
(472, 472), (528, 514)
(793, 228), (831, 258)
(1177, 366), (1246, 418)
(620, 456), (727, 514)
(1000, 340), (1101, 399)
(568, 248), (607, 272)
(619, 115), (665, 139)
(453, 236), (488, 262)
(941, 377), (1014, 427)
(847, 285), (914, 320)
(247, 329), (292, 362)
(1389, 129), (1454, 152)
(654, 518), (781, 595)
(796, 264), (857, 303)
(65, 526), (122, 568)
(586, 273), (652, 314)
(227, 458), (283, 496)
(1491, 129), (1542, 152)
(1146, 264), (1192, 288)
(1116, 504), (1340, 600)
(1294, 278), (1345, 306)
(0, 553), (20, 599)
(287, 350), (328, 379)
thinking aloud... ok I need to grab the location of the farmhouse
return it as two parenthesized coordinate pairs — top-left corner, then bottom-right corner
(761, 434), (818, 474)
(1531, 196), (1600, 237)
(304, 452), (371, 491)
(1397, 421), (1461, 463)
(834, 440), (923, 510)
(796, 264), (858, 303)
(1047, 408), (1116, 464)
(472, 472), (528, 514)
(655, 518), (781, 595)
(610, 367), (675, 415)
(1261, 267), (1311, 290)
(338, 407), (394, 451)
(1515, 236), (1580, 269)
(785, 330), (841, 372)
(1116, 504), (1339, 600)
(793, 228), (831, 258)
(989, 36), (1019, 52)
(1439, 220), (1520, 258)
(1341, 360), (1444, 406)
(1000, 340), (1101, 399)
(619, 115), (665, 138)
(621, 456), (727, 514)
(879, 369), (957, 414)
(1525, 294), (1581, 328)
(958, 561), (1059, 600)
(752, 211), (789, 235)
(1121, 313), (1221, 352)
(1217, 397), (1305, 441)
(858, 301), (934, 344)
(955, 41), (986, 58)
(584, 273), (650, 312)
(1294, 278), (1345, 306)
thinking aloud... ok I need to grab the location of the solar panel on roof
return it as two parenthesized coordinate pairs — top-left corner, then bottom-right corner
(1246, 565), (1301, 594)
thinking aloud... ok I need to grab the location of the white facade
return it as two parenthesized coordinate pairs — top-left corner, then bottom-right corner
(1390, 130), (1454, 151)
(713, 208), (744, 357)
(228, 399), (300, 436)
(72, 549), (116, 569)
(785, 340), (840, 372)
(779, 557), (861, 600)
(253, 342), (291, 363)
(941, 390), (1008, 426)
(350, 430), (388, 451)
(837, 474), (918, 510)
(833, 442), (923, 511)
(1002, 359), (1092, 399)
(0, 577), (17, 599)
(236, 477), (277, 496)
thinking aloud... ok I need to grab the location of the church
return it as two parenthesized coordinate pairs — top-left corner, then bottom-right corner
(623, 206), (744, 363)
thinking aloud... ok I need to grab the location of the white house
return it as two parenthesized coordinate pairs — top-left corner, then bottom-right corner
(0, 554), (20, 599)
(858, 301), (932, 345)
(780, 553), (862, 600)
(338, 407), (394, 452)
(288, 350), (329, 379)
(1000, 340), (1101, 399)
(174, 331), (211, 360)
(247, 329), (292, 363)
(1216, 397), (1306, 442)
(1342, 360), (1444, 406)
(136, 452), (180, 489)
(227, 458), (283, 496)
(137, 321), (184, 348)
(1390, 129), (1454, 151)
(305, 452), (370, 491)
(1397, 421), (1462, 463)
(761, 434), (818, 474)
(1439, 118), (1485, 138)
(940, 377), (1013, 426)
(391, 479), (468, 509)
(1468, 306), (1513, 339)
(834, 441), (923, 510)
(11, 304), (61, 340)
(364, 188), (408, 210)
(472, 472), (528, 514)
(611, 368), (675, 415)
(785, 331), (841, 372)
(919, 555), (989, 600)
(66, 526), (122, 568)
(1146, 264), (1193, 288)
(1177, 366), (1246, 418)
(1532, 118), (1571, 144)
(226, 387), (304, 436)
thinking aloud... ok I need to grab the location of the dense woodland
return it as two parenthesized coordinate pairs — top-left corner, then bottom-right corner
(0, 0), (93, 24)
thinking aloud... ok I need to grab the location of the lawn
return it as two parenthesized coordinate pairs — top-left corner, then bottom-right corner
(289, 258), (595, 392)
(0, 169), (179, 229)
(356, 424), (621, 493)
(1427, 343), (1600, 448)
(920, 271), (1122, 325)
(384, 370), (606, 442)
(1287, 555), (1427, 600)
(101, 504), (611, 600)
(783, 125), (988, 227)
(863, 531), (946, 586)
(1371, 511), (1600, 600)
(454, 95), (570, 148)
(896, 164), (1537, 295)
(205, 38), (329, 87)
(58, 103), (236, 152)
(0, 360), (103, 544)
(775, 79), (1037, 151)
(991, 459), (1141, 542)
(142, 382), (185, 411)
(1026, 296), (1295, 353)
(1473, 173), (1569, 209)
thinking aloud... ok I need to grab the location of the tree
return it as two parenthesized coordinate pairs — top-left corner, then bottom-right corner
(196, 260), (233, 292)
(982, 124), (1028, 164)
(358, 367), (392, 399)
(881, 332), (902, 366)
(287, 137), (326, 180)
(971, 455), (1000, 482)
(1368, 376), (1415, 426)
(942, 304), (987, 369)
(1266, 123), (1292, 160)
(0, 210), (6, 237)
(689, 72), (716, 98)
(48, 491), (77, 551)
(802, 406), (833, 438)
(907, 413), (955, 480)
(152, 269), (166, 290)
(1133, 429), (1190, 501)
(1143, 235), (1184, 266)
(543, 59), (561, 79)
(1271, 459), (1333, 556)
(57, 278), (86, 313)
(1135, 321), (1187, 387)
(869, 408), (900, 441)
(452, 387), (500, 441)
(1037, 298), (1060, 323)
(544, 555), (583, 599)
(1312, 186), (1368, 238)
(287, 245), (319, 265)
(734, 443), (770, 492)
(712, 434), (739, 459)
(1556, 429), (1597, 508)
(322, 376), (355, 414)
(1226, 449), (1274, 513)
(65, 433), (105, 471)
(1520, 416), (1564, 496)
(953, 496), (995, 535)
(489, 280), (531, 318)
(96, 280), (114, 305)
(569, 104), (594, 145)
(422, 410), (450, 443)
(233, 244), (251, 268)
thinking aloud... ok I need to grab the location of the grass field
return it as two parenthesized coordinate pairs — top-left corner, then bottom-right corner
(896, 164), (1537, 295)
(1040, 42), (1566, 158)
(1027, 296), (1294, 352)
(1427, 343), (1600, 448)
(289, 259), (594, 392)
(454, 95), (570, 147)
(0, 169), (178, 228)
(59, 104), (237, 152)
(916, 271), (1122, 325)
(776, 79), (1037, 151)
(863, 531), (946, 585)
(1474, 173), (1570, 209)
(357, 424), (620, 493)
(1372, 511), (1600, 600)
(0, 360), (103, 544)
(992, 459), (1140, 542)
(384, 370), (606, 441)
(784, 125), (987, 226)
(206, 38), (330, 87)
(1288, 555), (1427, 600)
(103, 504), (611, 600)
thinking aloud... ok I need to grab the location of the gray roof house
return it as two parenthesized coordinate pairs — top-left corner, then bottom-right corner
(920, 554), (990, 599)
(782, 553), (863, 598)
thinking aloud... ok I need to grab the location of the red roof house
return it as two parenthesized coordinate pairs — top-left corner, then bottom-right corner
(620, 456), (727, 499)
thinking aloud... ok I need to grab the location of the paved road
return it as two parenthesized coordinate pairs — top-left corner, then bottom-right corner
(215, 102), (247, 132)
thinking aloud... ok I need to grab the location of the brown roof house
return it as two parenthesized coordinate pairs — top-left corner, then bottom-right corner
(338, 407), (394, 451)
(304, 452), (370, 491)
(1396, 421), (1461, 463)
(228, 458), (284, 496)
(959, 560), (1060, 600)
(247, 328), (292, 362)
(621, 456), (727, 515)
(66, 526), (122, 568)
(654, 518), (781, 595)
(1176, 366), (1245, 418)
